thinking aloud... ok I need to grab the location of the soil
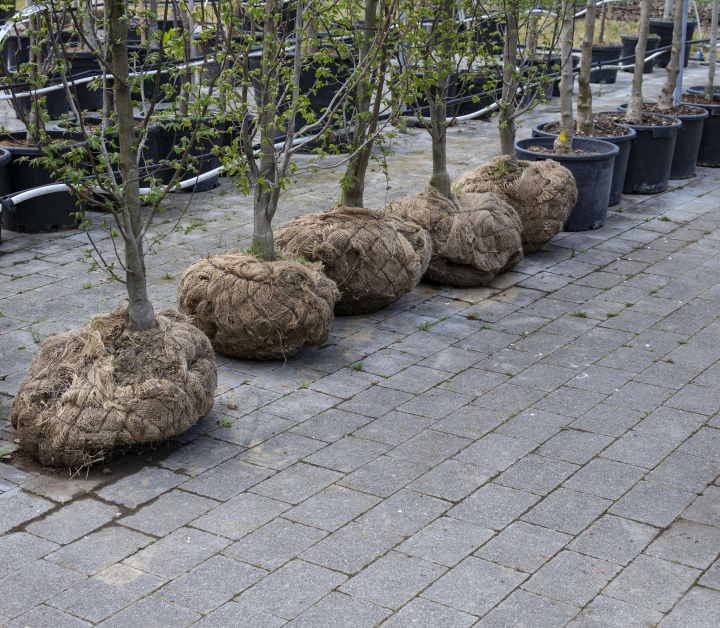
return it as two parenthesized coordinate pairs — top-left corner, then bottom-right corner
(105, 326), (178, 387)
(642, 103), (706, 116)
(683, 93), (720, 104)
(544, 117), (630, 137)
(527, 145), (599, 156)
(0, 136), (68, 147)
(609, 111), (677, 126)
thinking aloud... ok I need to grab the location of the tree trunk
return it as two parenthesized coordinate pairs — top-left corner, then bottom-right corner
(627, 0), (652, 124)
(26, 6), (41, 146)
(706, 0), (718, 98)
(664, 0), (675, 19)
(577, 0), (596, 134)
(178, 2), (193, 117)
(499, 11), (519, 166)
(110, 0), (156, 331)
(658, 0), (684, 109)
(555, 1), (575, 153)
(427, 0), (454, 198)
(340, 0), (379, 208)
(598, 2), (607, 43)
(253, 183), (276, 258)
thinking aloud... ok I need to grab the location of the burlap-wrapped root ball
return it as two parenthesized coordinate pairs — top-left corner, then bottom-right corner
(11, 306), (217, 468)
(452, 156), (577, 253)
(274, 206), (432, 316)
(178, 250), (338, 359)
(387, 186), (524, 287)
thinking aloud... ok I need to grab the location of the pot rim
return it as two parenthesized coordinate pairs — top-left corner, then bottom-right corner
(516, 136), (621, 161)
(616, 102), (706, 122)
(533, 120), (637, 142)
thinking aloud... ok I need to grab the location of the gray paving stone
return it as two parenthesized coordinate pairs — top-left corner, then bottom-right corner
(646, 519), (720, 569)
(19, 474), (103, 504)
(475, 347), (543, 375)
(494, 409), (572, 444)
(477, 589), (579, 627)
(436, 368), (508, 399)
(418, 346), (486, 373)
(538, 430), (614, 465)
(666, 384), (720, 415)
(449, 482), (540, 530)
(397, 516), (493, 567)
(634, 405), (707, 441)
(308, 369), (377, 399)
(600, 431), (678, 469)
(304, 437), (390, 473)
(523, 550), (621, 607)
(95, 595), (200, 627)
(512, 364), (578, 393)
(96, 467), (185, 508)
(339, 386), (414, 418)
(380, 365), (453, 395)
(408, 459), (495, 502)
(287, 591), (390, 627)
(180, 459), (274, 501)
(238, 559), (347, 620)
(433, 405), (506, 440)
(4, 605), (92, 628)
(358, 489), (450, 536)
(568, 514), (658, 566)
(124, 526), (230, 578)
(211, 411), (294, 448)
(291, 409), (373, 443)
(423, 556), (526, 616)
(250, 462), (341, 505)
(678, 427), (720, 462)
(387, 430), (471, 467)
(27, 498), (118, 545)
(285, 485), (380, 531)
(157, 555), (266, 614)
(563, 457), (645, 500)
(393, 331), (457, 357)
(534, 387), (606, 418)
(683, 486), (720, 526)
(454, 433), (535, 471)
(48, 564), (164, 622)
(474, 383), (547, 413)
(360, 350), (420, 377)
(379, 597), (477, 628)
(340, 551), (447, 610)
(121, 490), (217, 536)
(521, 488), (611, 535)
(610, 481), (696, 527)
(158, 438), (242, 475)
(475, 521), (570, 573)
(0, 488), (55, 535)
(496, 455), (579, 496)
(300, 522), (402, 574)
(647, 452), (720, 493)
(338, 455), (428, 497)
(700, 557), (720, 590)
(597, 346), (659, 373)
(192, 601), (286, 628)
(566, 595), (663, 628)
(0, 560), (86, 619)
(658, 587), (720, 628)
(0, 532), (59, 579)
(237, 432), (326, 470)
(602, 554), (700, 612)
(191, 492), (290, 540)
(353, 411), (433, 446)
(397, 389), (473, 419)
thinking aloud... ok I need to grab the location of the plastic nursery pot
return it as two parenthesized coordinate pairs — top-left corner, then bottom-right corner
(0, 132), (86, 233)
(8, 76), (72, 120)
(649, 19), (697, 68)
(684, 86), (720, 167)
(153, 118), (226, 192)
(532, 117), (636, 206)
(515, 136), (619, 231)
(617, 102), (707, 180)
(590, 45), (624, 84)
(620, 35), (660, 73)
(456, 70), (503, 116)
(612, 109), (680, 194)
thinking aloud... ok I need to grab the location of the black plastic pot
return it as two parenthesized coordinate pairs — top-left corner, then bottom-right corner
(515, 137), (619, 231)
(685, 86), (720, 167)
(620, 35), (660, 73)
(590, 45), (623, 84)
(649, 19), (697, 68)
(153, 118), (225, 192)
(456, 70), (503, 116)
(2, 31), (74, 72)
(617, 101), (707, 179)
(469, 14), (504, 52)
(532, 117), (636, 206)
(10, 77), (71, 120)
(0, 133), (86, 233)
(612, 110), (680, 193)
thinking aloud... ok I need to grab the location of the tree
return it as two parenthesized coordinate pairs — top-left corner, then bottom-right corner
(658, 0), (686, 109)
(554, 0), (575, 152)
(626, 0), (652, 124)
(706, 0), (718, 99)
(576, 0), (597, 134)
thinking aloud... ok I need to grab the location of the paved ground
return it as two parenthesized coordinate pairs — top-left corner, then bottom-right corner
(1, 64), (719, 627)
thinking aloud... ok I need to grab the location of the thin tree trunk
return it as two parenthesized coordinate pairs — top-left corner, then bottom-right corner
(705, 0), (718, 98)
(340, 0), (379, 207)
(658, 0), (684, 109)
(26, 5), (41, 146)
(555, 0), (575, 153)
(178, 2), (193, 117)
(577, 0), (596, 134)
(427, 0), (454, 197)
(627, 0), (652, 124)
(499, 11), (519, 166)
(525, 12), (538, 58)
(110, 0), (156, 331)
(664, 0), (674, 19)
(598, 2), (607, 43)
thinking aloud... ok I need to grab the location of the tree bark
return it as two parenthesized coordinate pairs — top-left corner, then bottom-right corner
(705, 0), (718, 98)
(664, 0), (675, 19)
(577, 0), (596, 134)
(627, 0), (652, 124)
(555, 0), (575, 153)
(110, 0), (156, 331)
(499, 11), (519, 166)
(340, 0), (379, 208)
(598, 2), (607, 44)
(658, 0), (684, 109)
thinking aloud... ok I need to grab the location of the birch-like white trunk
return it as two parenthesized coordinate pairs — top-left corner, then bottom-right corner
(554, 0), (575, 153)
(627, 0), (652, 125)
(658, 0), (685, 109)
(577, 0), (597, 134)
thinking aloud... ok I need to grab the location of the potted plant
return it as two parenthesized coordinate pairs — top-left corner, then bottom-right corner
(10, 0), (217, 468)
(532, 0), (635, 207)
(682, 0), (720, 167)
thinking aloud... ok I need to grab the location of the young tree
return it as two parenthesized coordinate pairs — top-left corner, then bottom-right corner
(554, 0), (575, 152)
(576, 0), (597, 134)
(626, 0), (652, 124)
(706, 0), (718, 99)
(658, 0), (686, 109)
